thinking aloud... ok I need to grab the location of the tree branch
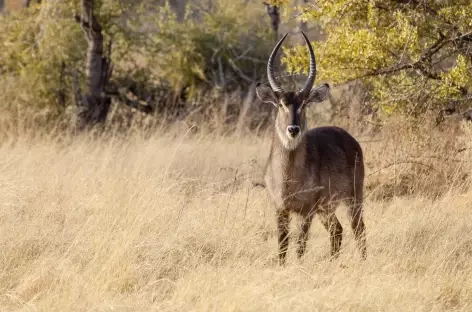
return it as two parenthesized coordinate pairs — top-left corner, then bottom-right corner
(106, 91), (154, 114)
(353, 31), (472, 82)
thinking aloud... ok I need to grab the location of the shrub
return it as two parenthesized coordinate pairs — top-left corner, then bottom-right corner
(134, 0), (272, 97)
(283, 0), (472, 118)
(0, 0), (274, 127)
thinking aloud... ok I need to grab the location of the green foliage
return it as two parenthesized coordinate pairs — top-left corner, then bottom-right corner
(0, 0), (137, 115)
(264, 0), (290, 5)
(135, 0), (272, 97)
(283, 0), (472, 117)
(0, 2), (83, 113)
(0, 0), (272, 120)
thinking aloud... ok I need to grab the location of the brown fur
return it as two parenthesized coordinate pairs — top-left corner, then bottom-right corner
(260, 89), (367, 265)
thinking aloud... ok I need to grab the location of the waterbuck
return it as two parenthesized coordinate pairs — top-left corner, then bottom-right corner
(256, 32), (366, 265)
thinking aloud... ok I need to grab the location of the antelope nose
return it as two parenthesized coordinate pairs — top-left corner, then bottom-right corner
(287, 125), (300, 137)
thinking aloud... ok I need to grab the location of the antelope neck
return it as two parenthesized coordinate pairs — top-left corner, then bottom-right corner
(271, 129), (307, 168)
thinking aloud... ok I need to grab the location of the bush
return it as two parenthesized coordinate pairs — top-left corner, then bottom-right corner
(134, 0), (272, 97)
(0, 2), (84, 115)
(283, 0), (472, 118)
(0, 0), (273, 126)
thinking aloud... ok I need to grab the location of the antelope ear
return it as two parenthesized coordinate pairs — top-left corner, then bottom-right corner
(256, 83), (279, 107)
(305, 83), (330, 104)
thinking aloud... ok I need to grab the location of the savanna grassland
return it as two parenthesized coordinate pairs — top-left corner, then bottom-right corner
(1, 120), (472, 311)
(2, 0), (472, 310)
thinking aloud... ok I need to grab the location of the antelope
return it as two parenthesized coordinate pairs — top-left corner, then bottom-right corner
(256, 32), (366, 265)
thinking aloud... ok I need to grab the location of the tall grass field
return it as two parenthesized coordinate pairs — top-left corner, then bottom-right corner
(0, 121), (471, 311)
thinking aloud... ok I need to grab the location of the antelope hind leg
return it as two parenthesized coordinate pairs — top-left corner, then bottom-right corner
(348, 200), (367, 259)
(318, 211), (343, 258)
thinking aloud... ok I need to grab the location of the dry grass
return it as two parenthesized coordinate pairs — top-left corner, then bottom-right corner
(1, 123), (472, 311)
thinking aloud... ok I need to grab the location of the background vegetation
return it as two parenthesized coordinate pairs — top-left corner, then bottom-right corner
(283, 0), (472, 118)
(2, 0), (471, 126)
(0, 0), (273, 130)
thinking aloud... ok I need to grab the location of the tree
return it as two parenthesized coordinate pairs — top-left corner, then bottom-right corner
(73, 0), (112, 129)
(0, 0), (273, 130)
(284, 0), (472, 118)
(263, 1), (281, 43)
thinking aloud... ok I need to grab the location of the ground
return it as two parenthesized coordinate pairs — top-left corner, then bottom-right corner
(0, 130), (471, 311)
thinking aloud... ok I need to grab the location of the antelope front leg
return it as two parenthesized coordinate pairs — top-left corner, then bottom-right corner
(297, 214), (314, 259)
(277, 209), (290, 265)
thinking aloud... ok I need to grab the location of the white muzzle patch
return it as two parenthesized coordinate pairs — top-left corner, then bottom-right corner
(276, 123), (303, 151)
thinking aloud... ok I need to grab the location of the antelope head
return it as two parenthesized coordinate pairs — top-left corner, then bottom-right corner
(256, 32), (330, 150)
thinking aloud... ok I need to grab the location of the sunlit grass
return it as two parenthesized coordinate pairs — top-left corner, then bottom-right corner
(0, 127), (471, 311)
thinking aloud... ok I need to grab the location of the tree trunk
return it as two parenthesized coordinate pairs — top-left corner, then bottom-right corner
(263, 2), (281, 70)
(74, 0), (112, 130)
(263, 2), (280, 44)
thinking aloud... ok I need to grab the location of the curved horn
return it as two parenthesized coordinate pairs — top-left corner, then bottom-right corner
(299, 31), (317, 97)
(267, 33), (288, 93)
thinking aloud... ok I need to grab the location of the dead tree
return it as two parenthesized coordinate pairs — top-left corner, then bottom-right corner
(74, 0), (112, 130)
(263, 1), (282, 80)
(263, 1), (280, 44)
